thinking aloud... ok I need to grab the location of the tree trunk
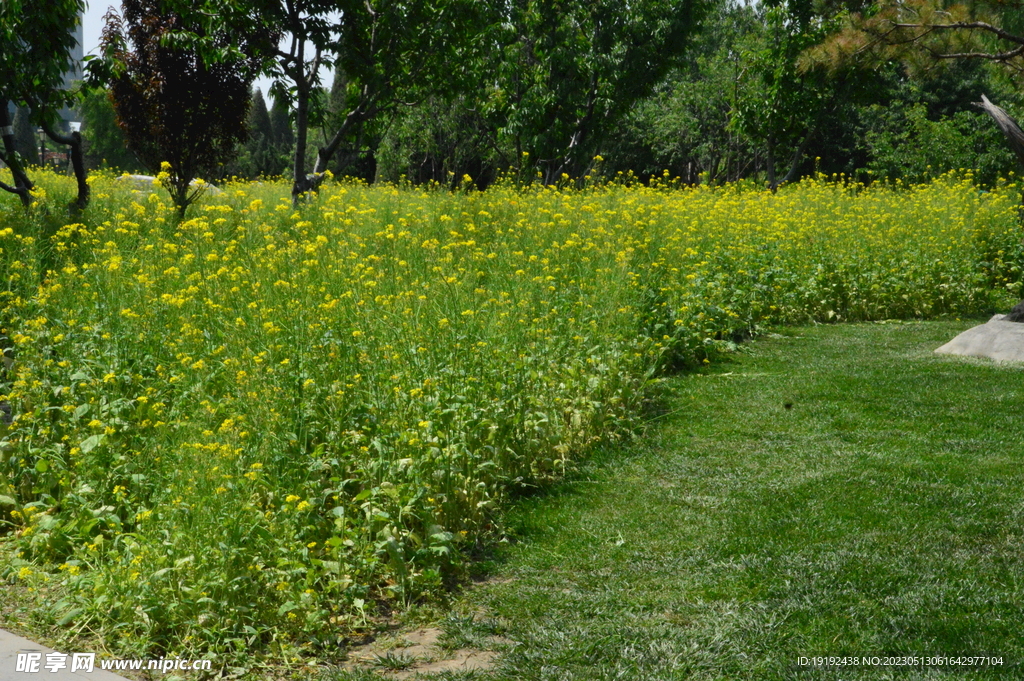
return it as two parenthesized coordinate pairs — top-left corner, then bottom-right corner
(975, 95), (1024, 320)
(974, 95), (1024, 170)
(291, 84), (376, 205)
(775, 125), (817, 190)
(765, 133), (777, 192)
(974, 94), (1024, 215)
(0, 101), (34, 207)
(41, 120), (90, 213)
(291, 80), (311, 207)
(313, 100), (374, 176)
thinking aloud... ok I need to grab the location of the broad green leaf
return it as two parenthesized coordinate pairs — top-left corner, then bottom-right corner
(79, 434), (103, 453)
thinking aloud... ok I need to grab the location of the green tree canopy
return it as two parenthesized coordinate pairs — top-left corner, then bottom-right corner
(604, 0), (762, 184)
(227, 87), (288, 178)
(269, 95), (293, 151)
(80, 88), (141, 172)
(160, 0), (488, 203)
(487, 0), (709, 183)
(728, 0), (874, 190)
(0, 0), (88, 208)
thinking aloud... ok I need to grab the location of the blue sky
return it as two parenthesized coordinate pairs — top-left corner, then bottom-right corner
(82, 1), (108, 57)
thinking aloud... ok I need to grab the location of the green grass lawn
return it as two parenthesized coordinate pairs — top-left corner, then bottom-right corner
(396, 320), (1024, 680)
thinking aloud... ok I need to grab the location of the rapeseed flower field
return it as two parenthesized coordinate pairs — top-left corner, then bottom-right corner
(0, 169), (1021, 661)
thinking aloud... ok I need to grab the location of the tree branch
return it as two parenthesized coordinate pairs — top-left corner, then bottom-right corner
(0, 177), (30, 200)
(890, 21), (1024, 47)
(974, 94), (1024, 170)
(274, 47), (300, 66)
(0, 101), (34, 207)
(313, 97), (384, 176)
(929, 43), (1024, 62)
(40, 120), (90, 212)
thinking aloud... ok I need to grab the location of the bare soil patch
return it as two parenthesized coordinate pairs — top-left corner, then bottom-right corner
(344, 626), (502, 678)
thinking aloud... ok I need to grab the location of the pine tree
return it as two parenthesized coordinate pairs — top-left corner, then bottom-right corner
(242, 88), (280, 177)
(248, 88), (273, 140)
(268, 97), (293, 149)
(328, 64), (349, 120)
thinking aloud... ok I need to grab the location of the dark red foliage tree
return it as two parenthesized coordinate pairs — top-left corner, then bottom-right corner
(96, 0), (272, 217)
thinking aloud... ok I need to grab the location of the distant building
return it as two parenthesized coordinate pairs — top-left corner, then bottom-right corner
(60, 11), (85, 124)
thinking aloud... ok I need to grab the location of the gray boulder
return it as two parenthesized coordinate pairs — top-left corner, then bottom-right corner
(935, 314), (1024, 362)
(114, 174), (223, 196)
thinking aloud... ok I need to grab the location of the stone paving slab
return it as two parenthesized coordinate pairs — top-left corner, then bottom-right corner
(935, 314), (1024, 362)
(0, 629), (129, 680)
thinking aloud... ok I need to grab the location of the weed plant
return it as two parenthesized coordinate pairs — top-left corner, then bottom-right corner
(0, 169), (1021, 664)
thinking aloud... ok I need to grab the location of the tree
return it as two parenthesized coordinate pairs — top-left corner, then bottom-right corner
(847, 57), (1020, 185)
(250, 88), (274, 142)
(224, 88), (286, 179)
(806, 1), (1024, 161)
(95, 0), (272, 217)
(605, 0), (764, 184)
(486, 0), (709, 184)
(269, 95), (294, 151)
(805, 1), (1024, 181)
(245, 88), (283, 177)
(809, 0), (1024, 72)
(728, 0), (868, 190)
(375, 94), (503, 187)
(163, 0), (487, 204)
(278, 0), (487, 203)
(80, 88), (141, 172)
(322, 64), (380, 182)
(0, 0), (88, 210)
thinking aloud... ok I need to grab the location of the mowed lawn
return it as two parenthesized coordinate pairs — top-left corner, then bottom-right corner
(423, 320), (1024, 680)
